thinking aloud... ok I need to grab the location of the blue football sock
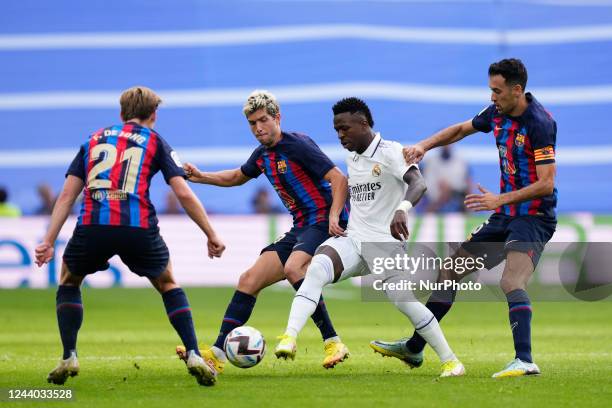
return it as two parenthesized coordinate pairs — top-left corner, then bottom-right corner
(213, 290), (256, 350)
(292, 279), (338, 341)
(162, 288), (199, 355)
(507, 289), (533, 363)
(56, 285), (83, 359)
(406, 288), (455, 353)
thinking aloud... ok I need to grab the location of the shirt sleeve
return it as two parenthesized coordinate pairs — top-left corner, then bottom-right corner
(531, 119), (557, 165)
(472, 105), (495, 133)
(65, 146), (86, 180)
(297, 136), (336, 179)
(240, 147), (263, 179)
(156, 136), (187, 184)
(386, 142), (417, 181)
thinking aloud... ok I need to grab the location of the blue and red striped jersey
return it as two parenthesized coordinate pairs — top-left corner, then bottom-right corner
(472, 93), (558, 218)
(66, 122), (186, 229)
(241, 131), (349, 227)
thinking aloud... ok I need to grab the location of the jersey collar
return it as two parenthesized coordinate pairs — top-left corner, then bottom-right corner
(360, 132), (382, 157)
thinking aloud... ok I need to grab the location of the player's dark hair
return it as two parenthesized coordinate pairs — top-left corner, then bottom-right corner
(0, 187), (7, 203)
(120, 86), (162, 122)
(332, 97), (374, 127)
(489, 58), (528, 91)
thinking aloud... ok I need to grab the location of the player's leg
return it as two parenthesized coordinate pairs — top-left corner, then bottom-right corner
(48, 225), (109, 385)
(149, 261), (200, 356)
(371, 266), (464, 377)
(283, 224), (347, 367)
(149, 261), (216, 386)
(211, 251), (285, 351)
(492, 215), (555, 378)
(176, 240), (287, 372)
(276, 237), (363, 361)
(405, 215), (508, 355)
(285, 251), (339, 343)
(491, 251), (541, 378)
(47, 262), (85, 385)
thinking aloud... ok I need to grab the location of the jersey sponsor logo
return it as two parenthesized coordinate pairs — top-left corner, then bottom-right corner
(498, 145), (516, 175)
(90, 189), (128, 201)
(503, 160), (517, 175)
(277, 160), (287, 174)
(372, 164), (382, 177)
(515, 133), (525, 147)
(349, 182), (382, 202)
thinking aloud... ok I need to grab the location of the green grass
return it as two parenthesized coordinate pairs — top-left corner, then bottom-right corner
(1, 285), (611, 407)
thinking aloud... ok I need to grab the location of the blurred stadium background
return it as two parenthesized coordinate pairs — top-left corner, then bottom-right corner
(1, 0), (611, 287)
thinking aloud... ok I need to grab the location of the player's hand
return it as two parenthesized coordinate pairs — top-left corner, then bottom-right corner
(403, 143), (426, 164)
(328, 213), (346, 237)
(464, 184), (502, 211)
(390, 210), (409, 241)
(34, 242), (54, 267)
(207, 234), (226, 259)
(183, 162), (202, 181)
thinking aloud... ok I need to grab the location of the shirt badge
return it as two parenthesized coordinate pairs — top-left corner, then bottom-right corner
(277, 160), (287, 174)
(372, 164), (382, 177)
(515, 134), (525, 147)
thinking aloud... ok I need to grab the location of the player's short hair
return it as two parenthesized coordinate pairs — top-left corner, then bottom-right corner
(489, 58), (528, 91)
(332, 97), (374, 127)
(243, 90), (280, 118)
(120, 86), (162, 121)
(0, 187), (7, 203)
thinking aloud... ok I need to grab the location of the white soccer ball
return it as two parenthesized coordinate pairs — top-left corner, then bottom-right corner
(223, 326), (266, 368)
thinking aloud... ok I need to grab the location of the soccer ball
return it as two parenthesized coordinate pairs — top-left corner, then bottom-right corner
(223, 326), (266, 368)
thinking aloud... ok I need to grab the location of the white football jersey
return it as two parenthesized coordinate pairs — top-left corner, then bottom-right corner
(345, 133), (416, 242)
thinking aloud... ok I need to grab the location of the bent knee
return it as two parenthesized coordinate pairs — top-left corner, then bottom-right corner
(284, 262), (307, 284)
(237, 269), (264, 294)
(500, 276), (525, 293)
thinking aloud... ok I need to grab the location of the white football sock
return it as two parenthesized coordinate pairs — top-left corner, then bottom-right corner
(383, 272), (456, 363)
(416, 316), (456, 363)
(285, 255), (334, 338)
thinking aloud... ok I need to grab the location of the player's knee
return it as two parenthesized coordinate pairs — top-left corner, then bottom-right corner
(237, 269), (263, 295)
(59, 263), (83, 286)
(500, 275), (524, 293)
(304, 255), (333, 287)
(284, 260), (307, 284)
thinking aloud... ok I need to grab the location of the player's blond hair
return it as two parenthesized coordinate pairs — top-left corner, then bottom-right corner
(120, 86), (162, 121)
(242, 90), (280, 118)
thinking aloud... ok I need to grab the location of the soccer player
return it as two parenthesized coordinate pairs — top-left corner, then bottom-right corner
(274, 97), (465, 378)
(390, 58), (557, 377)
(177, 90), (350, 373)
(34, 87), (225, 386)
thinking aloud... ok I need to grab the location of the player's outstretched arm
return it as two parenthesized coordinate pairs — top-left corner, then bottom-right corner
(403, 119), (478, 164)
(35, 175), (84, 266)
(465, 163), (556, 211)
(183, 163), (250, 187)
(323, 167), (348, 237)
(390, 167), (427, 241)
(169, 176), (226, 258)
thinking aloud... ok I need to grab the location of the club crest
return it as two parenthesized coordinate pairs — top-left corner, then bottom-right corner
(372, 164), (382, 177)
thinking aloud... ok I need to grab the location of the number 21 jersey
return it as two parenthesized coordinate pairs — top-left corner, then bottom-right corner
(66, 122), (186, 229)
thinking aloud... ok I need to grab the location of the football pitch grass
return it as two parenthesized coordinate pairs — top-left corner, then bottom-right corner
(1, 285), (611, 407)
